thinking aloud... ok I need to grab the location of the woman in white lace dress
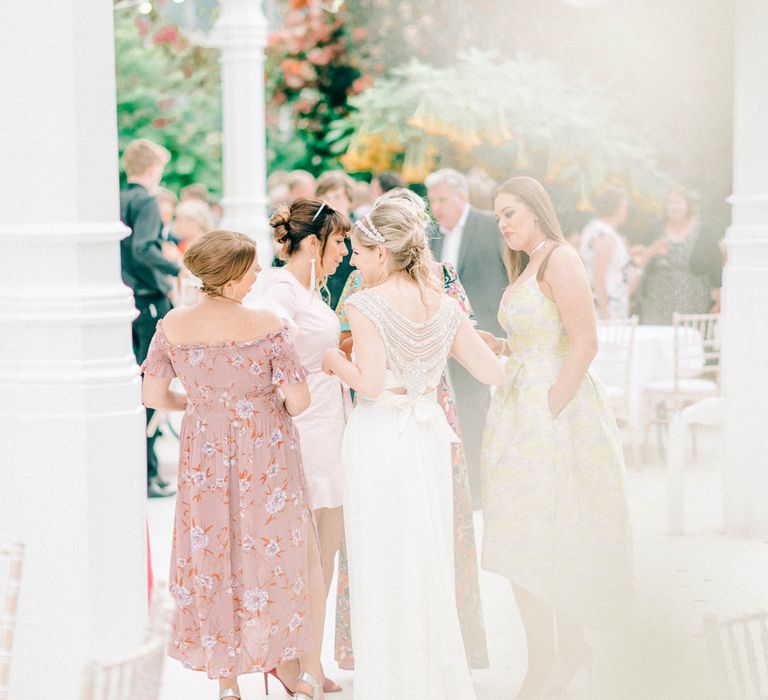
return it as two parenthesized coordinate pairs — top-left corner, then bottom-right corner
(322, 190), (505, 700)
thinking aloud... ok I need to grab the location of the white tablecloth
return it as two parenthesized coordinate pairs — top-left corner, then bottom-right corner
(592, 325), (703, 439)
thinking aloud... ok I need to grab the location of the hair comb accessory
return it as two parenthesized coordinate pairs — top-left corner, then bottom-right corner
(312, 200), (328, 222)
(356, 213), (385, 243)
(188, 272), (204, 289)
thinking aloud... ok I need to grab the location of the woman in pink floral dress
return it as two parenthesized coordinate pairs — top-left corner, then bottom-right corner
(142, 230), (326, 700)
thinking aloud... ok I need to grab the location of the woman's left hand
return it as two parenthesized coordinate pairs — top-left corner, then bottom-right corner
(548, 387), (567, 419)
(322, 347), (345, 376)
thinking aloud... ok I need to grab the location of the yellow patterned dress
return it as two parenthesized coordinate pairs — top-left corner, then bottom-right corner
(481, 274), (632, 629)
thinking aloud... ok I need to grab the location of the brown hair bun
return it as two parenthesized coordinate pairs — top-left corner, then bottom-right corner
(183, 229), (256, 297)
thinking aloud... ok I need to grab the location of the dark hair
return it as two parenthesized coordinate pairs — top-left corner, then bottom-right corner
(269, 197), (351, 260)
(594, 186), (627, 218)
(494, 177), (567, 282)
(375, 171), (406, 193)
(666, 184), (699, 219)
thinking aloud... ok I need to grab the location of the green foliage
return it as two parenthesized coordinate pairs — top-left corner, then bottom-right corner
(114, 9), (222, 197)
(339, 51), (668, 233)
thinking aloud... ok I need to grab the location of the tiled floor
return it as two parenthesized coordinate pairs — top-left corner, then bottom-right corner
(148, 425), (768, 699)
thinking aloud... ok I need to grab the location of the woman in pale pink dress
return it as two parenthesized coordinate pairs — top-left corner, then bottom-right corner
(247, 197), (350, 693)
(142, 230), (326, 700)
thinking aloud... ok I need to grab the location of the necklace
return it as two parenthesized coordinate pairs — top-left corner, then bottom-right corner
(530, 239), (548, 256)
(213, 294), (242, 305)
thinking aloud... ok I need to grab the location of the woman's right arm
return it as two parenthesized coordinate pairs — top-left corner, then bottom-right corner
(451, 314), (506, 386)
(323, 306), (386, 398)
(281, 381), (311, 416)
(142, 375), (187, 411)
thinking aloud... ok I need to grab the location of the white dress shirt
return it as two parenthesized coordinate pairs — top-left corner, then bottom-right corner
(439, 204), (471, 267)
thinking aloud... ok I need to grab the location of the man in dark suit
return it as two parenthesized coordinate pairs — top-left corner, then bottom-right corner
(120, 139), (180, 498)
(426, 168), (508, 506)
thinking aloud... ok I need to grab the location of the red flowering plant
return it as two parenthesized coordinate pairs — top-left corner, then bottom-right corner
(266, 0), (379, 172)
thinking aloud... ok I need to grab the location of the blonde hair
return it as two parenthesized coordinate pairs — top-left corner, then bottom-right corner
(180, 183), (210, 203)
(156, 187), (178, 206)
(175, 200), (214, 234)
(494, 176), (567, 282)
(354, 188), (440, 295)
(122, 139), (170, 177)
(316, 170), (354, 202)
(183, 230), (256, 298)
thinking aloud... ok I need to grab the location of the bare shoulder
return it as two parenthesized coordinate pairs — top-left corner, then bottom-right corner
(240, 308), (286, 336)
(159, 306), (192, 333)
(544, 244), (587, 279)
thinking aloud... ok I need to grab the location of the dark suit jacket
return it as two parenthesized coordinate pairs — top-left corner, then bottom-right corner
(120, 183), (180, 299)
(429, 207), (507, 336)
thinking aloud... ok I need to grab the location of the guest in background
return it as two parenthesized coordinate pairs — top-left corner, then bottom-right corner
(141, 230), (326, 700)
(353, 171), (406, 220)
(481, 177), (632, 699)
(250, 198), (351, 693)
(268, 170), (291, 211)
(317, 171), (356, 309)
(580, 186), (632, 319)
(466, 166), (497, 211)
(171, 200), (215, 307)
(287, 170), (317, 202)
(180, 182), (209, 204)
(370, 171), (405, 199)
(119, 138), (180, 499)
(350, 179), (371, 219)
(210, 200), (223, 227)
(426, 168), (507, 505)
(156, 187), (178, 241)
(635, 185), (723, 324)
(174, 199), (213, 252)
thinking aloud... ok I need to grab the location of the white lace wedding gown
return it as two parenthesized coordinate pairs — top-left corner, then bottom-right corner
(342, 289), (477, 700)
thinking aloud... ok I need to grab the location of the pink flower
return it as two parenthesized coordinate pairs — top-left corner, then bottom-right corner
(306, 47), (331, 66)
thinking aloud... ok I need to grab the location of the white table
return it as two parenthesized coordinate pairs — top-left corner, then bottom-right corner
(592, 324), (703, 441)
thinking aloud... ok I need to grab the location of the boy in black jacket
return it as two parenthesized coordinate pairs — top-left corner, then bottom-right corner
(120, 138), (180, 498)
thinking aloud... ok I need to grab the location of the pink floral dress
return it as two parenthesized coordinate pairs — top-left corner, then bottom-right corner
(142, 323), (313, 679)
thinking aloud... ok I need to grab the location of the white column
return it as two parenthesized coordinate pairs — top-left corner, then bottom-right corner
(0, 2), (147, 697)
(211, 0), (272, 260)
(722, 0), (768, 537)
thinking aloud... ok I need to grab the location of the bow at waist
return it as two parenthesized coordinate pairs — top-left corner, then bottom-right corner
(359, 390), (459, 443)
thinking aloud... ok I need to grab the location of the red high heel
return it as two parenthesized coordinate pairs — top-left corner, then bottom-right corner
(264, 668), (294, 697)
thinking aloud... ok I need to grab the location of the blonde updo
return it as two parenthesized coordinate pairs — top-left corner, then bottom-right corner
(183, 229), (256, 297)
(354, 188), (440, 293)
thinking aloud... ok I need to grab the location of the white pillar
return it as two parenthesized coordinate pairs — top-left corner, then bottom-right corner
(212, 0), (272, 260)
(722, 0), (768, 537)
(0, 2), (147, 697)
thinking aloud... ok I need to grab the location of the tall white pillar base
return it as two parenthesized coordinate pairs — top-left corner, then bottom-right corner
(722, 0), (768, 538)
(0, 3), (147, 696)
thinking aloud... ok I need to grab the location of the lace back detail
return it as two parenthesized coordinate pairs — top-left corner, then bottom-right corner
(346, 290), (461, 395)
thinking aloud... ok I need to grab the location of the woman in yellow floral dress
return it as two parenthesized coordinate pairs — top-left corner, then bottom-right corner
(479, 178), (632, 699)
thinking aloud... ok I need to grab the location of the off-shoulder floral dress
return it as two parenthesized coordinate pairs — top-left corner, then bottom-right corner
(332, 263), (489, 670)
(142, 323), (313, 679)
